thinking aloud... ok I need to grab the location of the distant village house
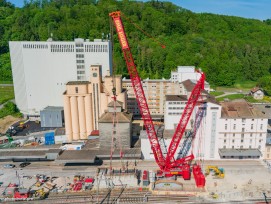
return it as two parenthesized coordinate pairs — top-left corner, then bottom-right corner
(250, 87), (264, 100)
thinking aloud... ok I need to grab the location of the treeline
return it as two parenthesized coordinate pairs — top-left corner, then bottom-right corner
(1, 0), (271, 87)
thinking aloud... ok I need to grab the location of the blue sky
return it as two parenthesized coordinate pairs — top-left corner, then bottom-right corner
(7, 0), (271, 20)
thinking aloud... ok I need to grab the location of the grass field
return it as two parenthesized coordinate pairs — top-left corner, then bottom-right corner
(0, 86), (14, 105)
(209, 91), (224, 97)
(0, 81), (13, 84)
(234, 80), (257, 90)
(215, 80), (257, 93)
(216, 94), (245, 102)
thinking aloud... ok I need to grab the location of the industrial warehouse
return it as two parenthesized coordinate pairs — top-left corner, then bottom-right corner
(1, 9), (271, 204)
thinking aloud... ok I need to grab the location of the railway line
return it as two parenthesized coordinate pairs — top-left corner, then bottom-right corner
(9, 188), (194, 203)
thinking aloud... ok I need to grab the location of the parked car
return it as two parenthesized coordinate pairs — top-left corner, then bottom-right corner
(19, 162), (31, 168)
(3, 164), (15, 168)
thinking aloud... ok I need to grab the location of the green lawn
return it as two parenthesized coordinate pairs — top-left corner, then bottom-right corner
(216, 94), (245, 102)
(0, 86), (14, 105)
(234, 80), (257, 90)
(0, 81), (13, 84)
(210, 91), (224, 97)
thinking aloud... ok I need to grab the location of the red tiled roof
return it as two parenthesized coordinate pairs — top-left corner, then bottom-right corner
(90, 130), (99, 136)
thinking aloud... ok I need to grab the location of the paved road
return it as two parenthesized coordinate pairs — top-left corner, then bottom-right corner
(215, 91), (249, 99)
(0, 99), (15, 109)
(0, 84), (13, 87)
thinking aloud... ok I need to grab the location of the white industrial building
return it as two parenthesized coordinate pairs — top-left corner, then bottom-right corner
(9, 38), (112, 116)
(217, 100), (268, 159)
(141, 93), (222, 160)
(171, 66), (201, 83)
(141, 80), (269, 160)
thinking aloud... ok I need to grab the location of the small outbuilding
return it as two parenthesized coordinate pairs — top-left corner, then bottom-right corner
(40, 106), (64, 128)
(250, 87), (264, 100)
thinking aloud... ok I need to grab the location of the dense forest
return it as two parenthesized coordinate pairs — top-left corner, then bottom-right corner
(0, 0), (271, 88)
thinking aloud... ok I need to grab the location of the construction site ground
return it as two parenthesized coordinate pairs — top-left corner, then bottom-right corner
(0, 160), (270, 203)
(0, 115), (21, 134)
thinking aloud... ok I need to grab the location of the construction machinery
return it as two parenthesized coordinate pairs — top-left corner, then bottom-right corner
(205, 166), (225, 179)
(34, 188), (46, 199)
(109, 11), (206, 187)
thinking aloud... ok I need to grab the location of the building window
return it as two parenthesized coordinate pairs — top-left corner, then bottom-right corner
(259, 139), (262, 143)
(250, 139), (252, 143)
(250, 133), (253, 137)
(240, 145), (243, 149)
(260, 124), (263, 130)
(224, 139), (226, 143)
(267, 147), (270, 152)
(232, 139), (234, 143)
(232, 146), (234, 149)
(242, 128), (245, 132)
(260, 133), (262, 137)
(242, 118), (246, 123)
(233, 124), (236, 130)
(258, 145), (261, 149)
(251, 124), (253, 130)
(249, 145), (252, 149)
(233, 133), (235, 137)
(241, 139), (244, 143)
(224, 133), (226, 137)
(225, 124), (227, 130)
(75, 87), (78, 93)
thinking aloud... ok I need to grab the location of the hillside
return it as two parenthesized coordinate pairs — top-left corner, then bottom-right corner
(0, 0), (271, 87)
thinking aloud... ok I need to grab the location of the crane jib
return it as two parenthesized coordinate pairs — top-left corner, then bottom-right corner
(112, 17), (129, 50)
(110, 12), (206, 184)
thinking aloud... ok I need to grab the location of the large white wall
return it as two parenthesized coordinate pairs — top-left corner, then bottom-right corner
(217, 118), (268, 158)
(142, 101), (222, 160)
(9, 39), (112, 115)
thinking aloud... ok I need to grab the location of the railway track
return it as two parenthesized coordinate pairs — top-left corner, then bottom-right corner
(10, 188), (194, 204)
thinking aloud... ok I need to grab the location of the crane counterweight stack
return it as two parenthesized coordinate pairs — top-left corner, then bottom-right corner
(109, 11), (206, 187)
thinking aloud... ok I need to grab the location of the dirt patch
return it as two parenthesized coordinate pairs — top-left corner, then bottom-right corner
(0, 115), (22, 134)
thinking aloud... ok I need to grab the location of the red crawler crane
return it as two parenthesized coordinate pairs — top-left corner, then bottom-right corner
(109, 11), (205, 187)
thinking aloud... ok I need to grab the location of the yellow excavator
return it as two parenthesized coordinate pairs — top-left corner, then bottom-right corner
(205, 166), (225, 179)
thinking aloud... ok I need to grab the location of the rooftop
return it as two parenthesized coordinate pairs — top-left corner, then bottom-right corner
(221, 99), (267, 118)
(42, 106), (63, 111)
(166, 95), (187, 102)
(250, 87), (263, 93)
(181, 79), (209, 94)
(99, 112), (133, 123)
(66, 81), (89, 85)
(108, 100), (123, 108)
(165, 94), (219, 105)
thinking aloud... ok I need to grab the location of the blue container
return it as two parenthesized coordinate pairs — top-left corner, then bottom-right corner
(45, 132), (55, 145)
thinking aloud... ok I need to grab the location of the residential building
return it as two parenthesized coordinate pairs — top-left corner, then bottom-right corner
(217, 99), (268, 159)
(250, 87), (264, 100)
(122, 66), (210, 118)
(9, 38), (112, 116)
(122, 78), (181, 118)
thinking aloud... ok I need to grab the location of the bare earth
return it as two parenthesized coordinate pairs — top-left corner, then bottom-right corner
(0, 115), (21, 134)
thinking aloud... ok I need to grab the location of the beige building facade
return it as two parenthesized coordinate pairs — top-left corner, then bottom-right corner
(122, 78), (181, 118)
(63, 65), (127, 141)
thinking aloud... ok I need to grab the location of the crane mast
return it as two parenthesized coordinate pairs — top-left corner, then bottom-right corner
(109, 11), (206, 186)
(109, 11), (165, 168)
